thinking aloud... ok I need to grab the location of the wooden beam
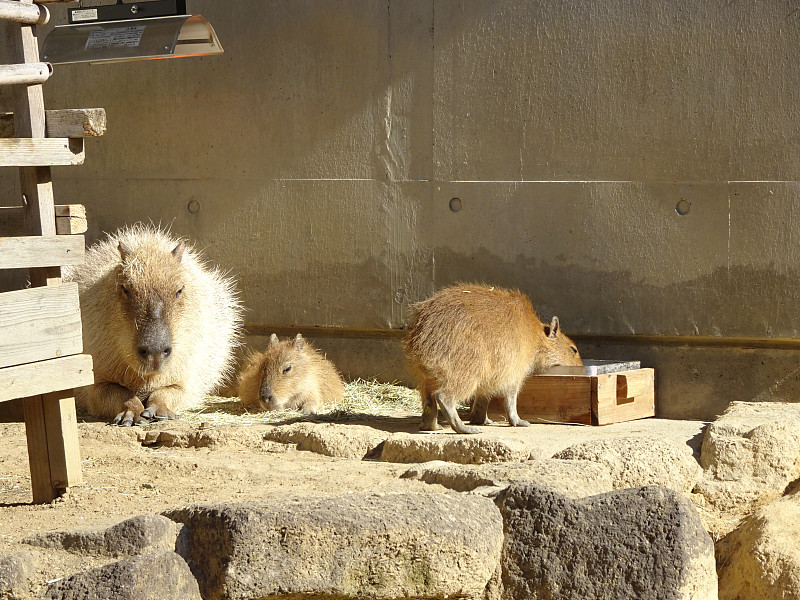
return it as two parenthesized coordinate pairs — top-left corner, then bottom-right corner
(0, 283), (83, 369)
(0, 204), (87, 236)
(0, 354), (93, 403)
(0, 62), (51, 86)
(24, 389), (83, 502)
(0, 1), (48, 25)
(4, 17), (60, 286)
(0, 109), (107, 138)
(0, 235), (84, 269)
(0, 138), (84, 166)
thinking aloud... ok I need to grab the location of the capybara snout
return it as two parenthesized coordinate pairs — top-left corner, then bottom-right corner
(116, 239), (185, 373)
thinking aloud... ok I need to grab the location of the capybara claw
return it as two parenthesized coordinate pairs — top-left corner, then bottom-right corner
(511, 419), (531, 427)
(140, 408), (154, 420)
(113, 410), (136, 427)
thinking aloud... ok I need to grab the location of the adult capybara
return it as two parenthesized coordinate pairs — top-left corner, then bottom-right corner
(404, 283), (582, 434)
(238, 333), (344, 414)
(64, 224), (242, 426)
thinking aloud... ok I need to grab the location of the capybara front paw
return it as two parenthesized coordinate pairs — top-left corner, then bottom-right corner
(113, 410), (148, 427)
(140, 404), (176, 421)
(510, 418), (531, 427)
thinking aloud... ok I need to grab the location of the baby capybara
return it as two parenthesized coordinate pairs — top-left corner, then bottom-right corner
(238, 333), (345, 414)
(64, 224), (242, 426)
(404, 283), (582, 434)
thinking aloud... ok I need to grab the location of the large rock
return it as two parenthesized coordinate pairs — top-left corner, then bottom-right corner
(44, 551), (200, 600)
(716, 492), (800, 600)
(401, 459), (613, 498)
(496, 484), (717, 600)
(696, 401), (800, 512)
(263, 422), (387, 459)
(25, 514), (179, 558)
(380, 434), (531, 464)
(553, 436), (702, 494)
(0, 551), (38, 600)
(165, 492), (503, 600)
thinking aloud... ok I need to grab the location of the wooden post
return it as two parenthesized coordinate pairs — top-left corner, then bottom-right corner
(3, 10), (83, 502)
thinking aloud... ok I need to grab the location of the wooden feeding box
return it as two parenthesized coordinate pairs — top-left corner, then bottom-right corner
(490, 360), (655, 425)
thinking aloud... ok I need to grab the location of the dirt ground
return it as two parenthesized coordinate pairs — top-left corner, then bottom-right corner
(0, 407), (710, 595)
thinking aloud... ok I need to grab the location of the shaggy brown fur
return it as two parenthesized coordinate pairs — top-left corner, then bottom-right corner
(63, 224), (242, 426)
(404, 283), (582, 434)
(238, 334), (344, 414)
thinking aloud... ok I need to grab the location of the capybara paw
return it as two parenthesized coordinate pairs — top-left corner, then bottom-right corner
(140, 405), (176, 421)
(113, 410), (148, 427)
(469, 415), (494, 425)
(419, 422), (443, 432)
(510, 418), (531, 427)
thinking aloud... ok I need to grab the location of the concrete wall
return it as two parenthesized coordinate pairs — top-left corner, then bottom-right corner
(3, 1), (800, 419)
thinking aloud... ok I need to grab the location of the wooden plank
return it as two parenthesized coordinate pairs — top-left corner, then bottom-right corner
(0, 62), (51, 86)
(0, 204), (87, 236)
(0, 283), (83, 369)
(0, 0), (48, 25)
(594, 369), (656, 425)
(23, 392), (55, 502)
(0, 354), (93, 403)
(42, 390), (82, 489)
(490, 375), (594, 425)
(0, 138), (84, 166)
(0, 235), (84, 269)
(0, 109), (107, 138)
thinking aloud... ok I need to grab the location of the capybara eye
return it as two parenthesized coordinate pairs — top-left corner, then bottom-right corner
(121, 284), (130, 297)
(571, 346), (578, 354)
(282, 364), (292, 374)
(176, 287), (184, 298)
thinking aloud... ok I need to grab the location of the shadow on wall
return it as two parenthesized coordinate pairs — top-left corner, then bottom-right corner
(429, 246), (800, 339)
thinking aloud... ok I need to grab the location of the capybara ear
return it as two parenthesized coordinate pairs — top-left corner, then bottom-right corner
(118, 241), (132, 261)
(548, 316), (561, 338)
(171, 242), (185, 262)
(269, 333), (279, 346)
(293, 333), (305, 350)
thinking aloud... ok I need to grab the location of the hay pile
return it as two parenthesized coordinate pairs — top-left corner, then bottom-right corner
(178, 379), (422, 426)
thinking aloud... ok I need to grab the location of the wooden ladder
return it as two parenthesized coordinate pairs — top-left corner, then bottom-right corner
(0, 0), (104, 503)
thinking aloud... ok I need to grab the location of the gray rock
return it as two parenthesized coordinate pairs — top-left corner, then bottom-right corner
(696, 401), (800, 512)
(496, 484), (717, 600)
(401, 459), (613, 498)
(0, 552), (38, 600)
(165, 492), (503, 600)
(44, 552), (200, 600)
(25, 514), (179, 558)
(380, 434), (530, 464)
(263, 422), (387, 458)
(553, 436), (702, 494)
(716, 491), (800, 600)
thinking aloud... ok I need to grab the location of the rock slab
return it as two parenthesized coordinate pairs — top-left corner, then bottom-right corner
(380, 434), (531, 464)
(165, 492), (503, 600)
(44, 551), (200, 600)
(0, 552), (37, 600)
(716, 492), (800, 600)
(697, 401), (800, 512)
(496, 484), (718, 600)
(25, 514), (179, 558)
(554, 436), (702, 494)
(401, 459), (613, 498)
(263, 422), (387, 459)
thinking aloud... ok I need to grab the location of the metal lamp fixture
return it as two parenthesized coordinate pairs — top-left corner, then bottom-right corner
(41, 0), (223, 65)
